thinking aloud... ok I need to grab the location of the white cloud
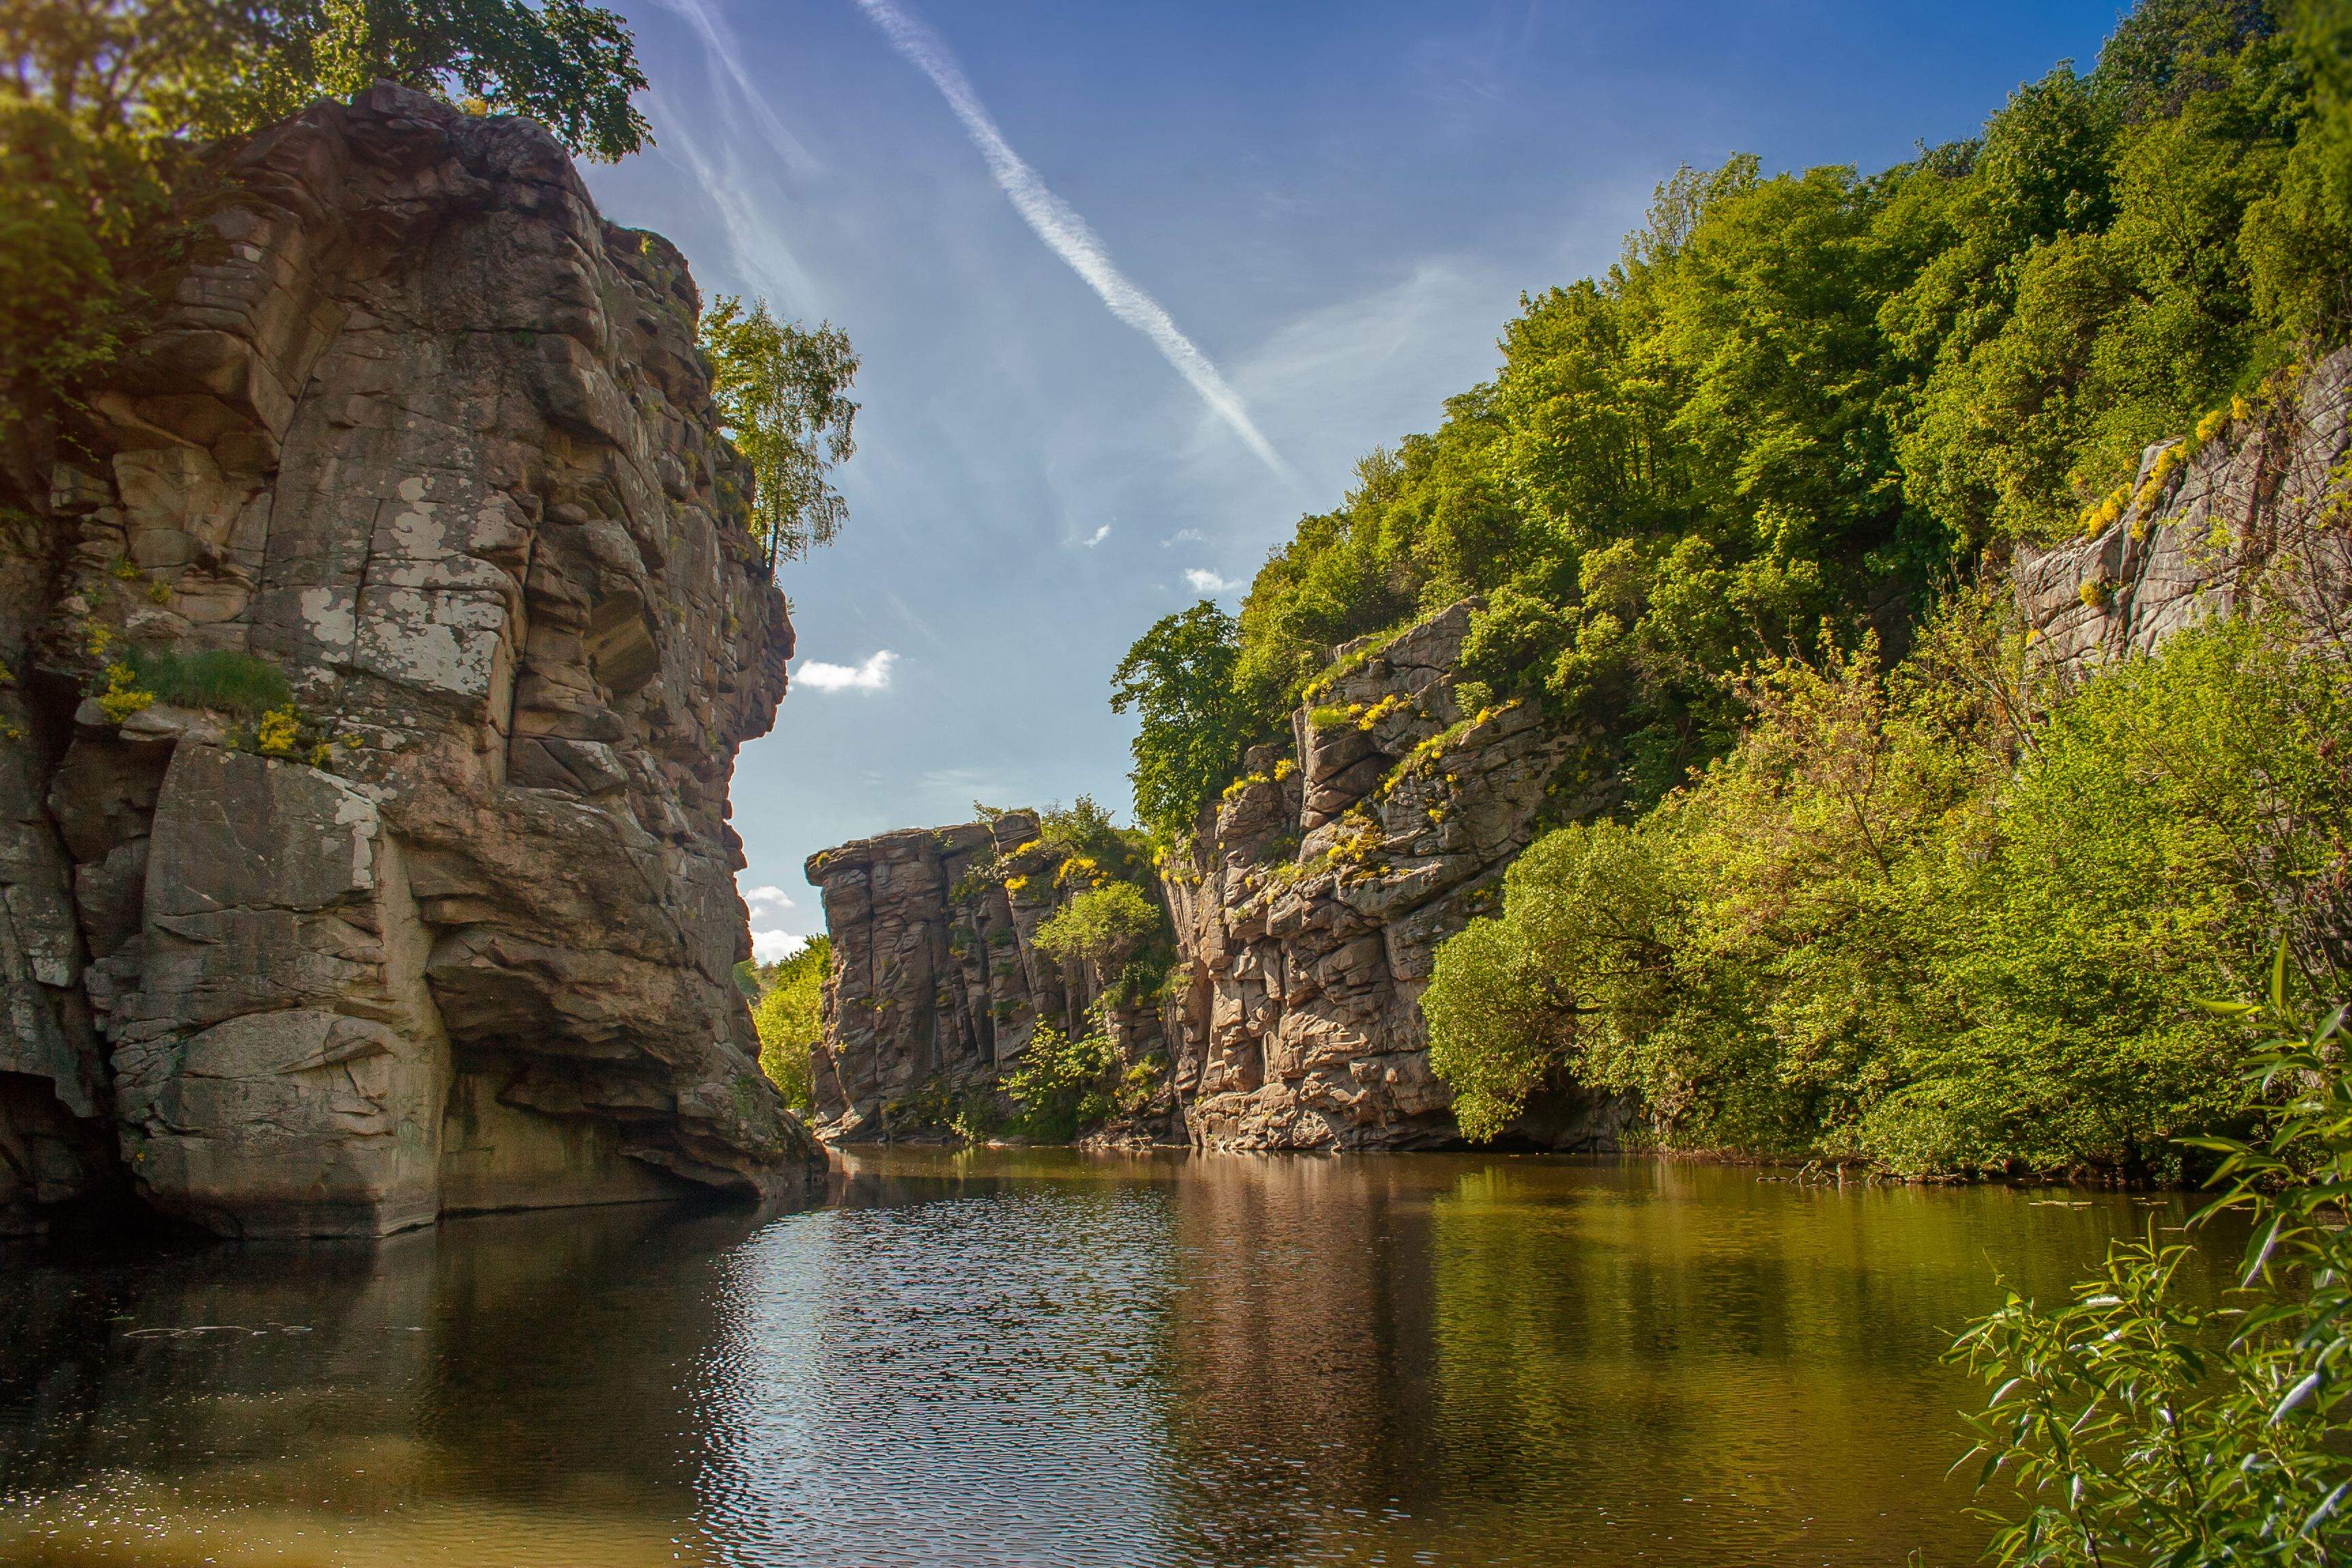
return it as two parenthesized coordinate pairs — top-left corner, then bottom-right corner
(1083, 524), (1111, 546)
(795, 650), (898, 693)
(742, 885), (796, 911)
(1162, 528), (1205, 547)
(1184, 568), (1238, 593)
(751, 930), (809, 963)
(852, 0), (1294, 480)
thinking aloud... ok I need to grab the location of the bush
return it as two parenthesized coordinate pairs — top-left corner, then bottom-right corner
(1950, 964), (2352, 1566)
(1033, 881), (1161, 973)
(1424, 611), (2352, 1176)
(1001, 1023), (1117, 1143)
(124, 646), (292, 715)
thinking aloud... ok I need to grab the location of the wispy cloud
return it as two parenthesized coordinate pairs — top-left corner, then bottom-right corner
(647, 0), (823, 177)
(752, 929), (810, 962)
(796, 650), (898, 692)
(742, 884), (796, 911)
(852, 0), (1293, 480)
(1184, 568), (1238, 593)
(1083, 524), (1111, 546)
(1161, 527), (1205, 547)
(644, 88), (819, 308)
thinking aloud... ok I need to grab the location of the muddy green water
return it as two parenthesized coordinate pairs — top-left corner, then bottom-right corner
(0, 1152), (2226, 1567)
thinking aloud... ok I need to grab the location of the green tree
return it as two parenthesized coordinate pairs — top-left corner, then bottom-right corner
(700, 294), (860, 568)
(1110, 600), (1250, 842)
(1032, 881), (1160, 974)
(751, 935), (829, 1113)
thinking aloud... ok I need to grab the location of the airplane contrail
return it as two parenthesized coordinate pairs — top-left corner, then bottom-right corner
(852, 0), (1293, 479)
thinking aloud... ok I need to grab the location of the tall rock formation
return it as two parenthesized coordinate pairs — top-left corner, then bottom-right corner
(806, 812), (1174, 1141)
(1160, 602), (1630, 1151)
(0, 85), (817, 1237)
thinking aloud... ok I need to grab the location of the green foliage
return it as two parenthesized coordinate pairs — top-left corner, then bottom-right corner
(750, 935), (828, 1113)
(1032, 881), (1159, 973)
(1001, 1022), (1118, 1143)
(699, 294), (860, 566)
(122, 645), (292, 714)
(1113, 0), (2352, 828)
(1951, 966), (2352, 1567)
(1109, 600), (1252, 841)
(1424, 610), (2352, 1175)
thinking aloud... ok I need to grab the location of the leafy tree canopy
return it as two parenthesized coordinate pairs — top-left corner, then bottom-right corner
(700, 294), (860, 568)
(1113, 0), (2352, 837)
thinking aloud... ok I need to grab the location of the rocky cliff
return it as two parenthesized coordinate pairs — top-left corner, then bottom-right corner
(1160, 602), (1631, 1152)
(0, 85), (817, 1237)
(805, 811), (1175, 1141)
(802, 606), (1631, 1153)
(2014, 349), (2352, 664)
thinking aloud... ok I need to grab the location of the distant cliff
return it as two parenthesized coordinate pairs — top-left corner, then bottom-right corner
(0, 85), (819, 1237)
(805, 810), (1175, 1142)
(1159, 603), (1634, 1151)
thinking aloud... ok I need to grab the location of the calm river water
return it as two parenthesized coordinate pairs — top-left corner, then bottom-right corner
(0, 1151), (2225, 1567)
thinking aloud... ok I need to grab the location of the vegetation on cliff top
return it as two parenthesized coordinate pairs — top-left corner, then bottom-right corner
(3, 0), (654, 445)
(5, 0), (859, 581)
(1117, 0), (2352, 845)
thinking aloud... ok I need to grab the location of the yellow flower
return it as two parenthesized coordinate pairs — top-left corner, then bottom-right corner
(97, 662), (154, 723)
(255, 703), (303, 759)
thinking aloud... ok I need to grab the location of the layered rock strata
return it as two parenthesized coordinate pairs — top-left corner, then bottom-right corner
(1160, 601), (1631, 1151)
(806, 813), (1175, 1141)
(2015, 349), (2352, 664)
(0, 85), (816, 1237)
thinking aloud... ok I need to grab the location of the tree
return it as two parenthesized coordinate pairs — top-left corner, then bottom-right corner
(751, 935), (829, 1113)
(699, 294), (860, 569)
(1110, 600), (1250, 842)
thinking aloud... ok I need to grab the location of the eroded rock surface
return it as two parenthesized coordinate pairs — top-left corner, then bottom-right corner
(1162, 602), (1631, 1151)
(2016, 348), (2352, 667)
(0, 85), (816, 1236)
(806, 813), (1174, 1142)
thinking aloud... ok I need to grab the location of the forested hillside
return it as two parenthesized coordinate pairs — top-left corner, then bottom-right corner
(1117, 0), (2352, 1177)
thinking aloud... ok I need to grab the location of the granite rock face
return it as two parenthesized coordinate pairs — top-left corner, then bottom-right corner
(0, 85), (817, 1236)
(2014, 348), (2352, 668)
(1161, 602), (1632, 1151)
(805, 813), (1175, 1142)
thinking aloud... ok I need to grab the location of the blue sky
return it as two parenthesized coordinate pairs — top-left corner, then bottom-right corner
(581, 0), (2123, 956)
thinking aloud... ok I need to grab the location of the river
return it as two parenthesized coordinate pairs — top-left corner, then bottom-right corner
(0, 1151), (2225, 1567)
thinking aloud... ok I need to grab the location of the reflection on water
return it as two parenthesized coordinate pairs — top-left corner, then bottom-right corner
(0, 1153), (2225, 1567)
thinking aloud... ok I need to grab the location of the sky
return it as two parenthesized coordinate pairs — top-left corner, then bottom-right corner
(580, 0), (2125, 958)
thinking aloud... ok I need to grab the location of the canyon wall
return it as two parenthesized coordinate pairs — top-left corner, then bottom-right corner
(805, 812), (1175, 1141)
(802, 607), (1632, 1154)
(0, 85), (818, 1237)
